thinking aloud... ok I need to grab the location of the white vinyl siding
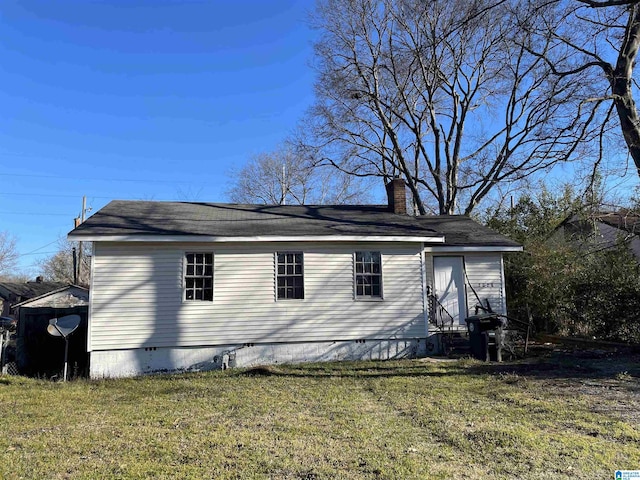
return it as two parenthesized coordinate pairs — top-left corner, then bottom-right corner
(89, 242), (426, 351)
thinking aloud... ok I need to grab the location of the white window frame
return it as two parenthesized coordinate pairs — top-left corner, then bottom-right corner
(275, 251), (304, 300)
(354, 251), (384, 300)
(183, 252), (214, 302)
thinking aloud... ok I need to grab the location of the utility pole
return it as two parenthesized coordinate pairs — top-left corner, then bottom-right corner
(72, 247), (78, 285)
(77, 196), (87, 285)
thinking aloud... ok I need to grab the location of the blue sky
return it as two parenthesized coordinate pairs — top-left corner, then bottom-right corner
(1, 0), (318, 274)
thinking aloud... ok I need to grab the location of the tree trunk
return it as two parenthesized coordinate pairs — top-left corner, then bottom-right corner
(610, 4), (640, 176)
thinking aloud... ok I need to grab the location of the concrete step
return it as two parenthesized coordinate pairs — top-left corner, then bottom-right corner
(443, 333), (471, 357)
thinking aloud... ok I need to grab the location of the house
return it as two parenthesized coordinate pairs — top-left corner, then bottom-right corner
(0, 278), (67, 317)
(68, 180), (521, 378)
(552, 210), (640, 260)
(12, 285), (89, 377)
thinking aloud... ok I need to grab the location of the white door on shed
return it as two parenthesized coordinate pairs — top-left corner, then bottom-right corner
(433, 256), (467, 326)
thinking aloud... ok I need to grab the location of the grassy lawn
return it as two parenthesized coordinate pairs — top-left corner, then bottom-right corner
(1, 353), (639, 479)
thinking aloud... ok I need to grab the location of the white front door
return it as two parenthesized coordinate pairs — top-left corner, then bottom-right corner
(433, 256), (467, 326)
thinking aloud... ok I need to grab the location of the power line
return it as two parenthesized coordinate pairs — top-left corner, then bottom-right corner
(0, 172), (213, 185)
(17, 250), (58, 257)
(16, 236), (67, 259)
(0, 192), (114, 199)
(0, 212), (71, 216)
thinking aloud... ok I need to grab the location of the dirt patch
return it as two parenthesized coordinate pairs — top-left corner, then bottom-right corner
(493, 343), (640, 426)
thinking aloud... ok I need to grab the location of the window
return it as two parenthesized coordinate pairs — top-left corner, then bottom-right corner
(355, 251), (382, 298)
(277, 252), (304, 299)
(184, 253), (213, 301)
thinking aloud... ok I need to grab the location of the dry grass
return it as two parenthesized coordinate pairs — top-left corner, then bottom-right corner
(0, 353), (638, 479)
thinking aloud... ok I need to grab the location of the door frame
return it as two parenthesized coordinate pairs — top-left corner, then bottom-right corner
(432, 255), (468, 327)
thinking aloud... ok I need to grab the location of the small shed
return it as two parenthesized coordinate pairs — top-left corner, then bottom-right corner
(14, 285), (89, 378)
(0, 277), (67, 317)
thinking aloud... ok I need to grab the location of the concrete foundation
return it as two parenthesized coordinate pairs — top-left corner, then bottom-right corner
(89, 338), (430, 378)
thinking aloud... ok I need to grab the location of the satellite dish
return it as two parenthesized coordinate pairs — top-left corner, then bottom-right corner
(47, 315), (81, 338)
(46, 314), (82, 382)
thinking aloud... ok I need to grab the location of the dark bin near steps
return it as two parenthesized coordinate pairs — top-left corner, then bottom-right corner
(465, 314), (505, 361)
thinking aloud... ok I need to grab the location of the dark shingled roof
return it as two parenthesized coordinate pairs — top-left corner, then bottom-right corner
(559, 211), (640, 236)
(0, 281), (68, 300)
(416, 214), (521, 247)
(68, 200), (520, 248)
(594, 212), (640, 235)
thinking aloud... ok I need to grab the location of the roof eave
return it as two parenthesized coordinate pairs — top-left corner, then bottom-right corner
(68, 233), (447, 243)
(423, 245), (523, 253)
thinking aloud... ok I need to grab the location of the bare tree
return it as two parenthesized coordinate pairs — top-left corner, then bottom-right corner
(304, 0), (600, 214)
(522, 0), (640, 178)
(0, 231), (18, 277)
(38, 240), (90, 286)
(227, 146), (369, 205)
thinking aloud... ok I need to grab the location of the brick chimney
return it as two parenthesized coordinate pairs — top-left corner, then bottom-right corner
(385, 177), (407, 215)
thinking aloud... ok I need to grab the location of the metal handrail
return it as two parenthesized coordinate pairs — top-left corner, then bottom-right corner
(427, 291), (456, 330)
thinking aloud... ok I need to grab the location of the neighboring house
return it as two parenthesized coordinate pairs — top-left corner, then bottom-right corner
(552, 211), (640, 261)
(0, 278), (67, 317)
(68, 180), (521, 378)
(13, 285), (89, 377)
(11, 285), (89, 311)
